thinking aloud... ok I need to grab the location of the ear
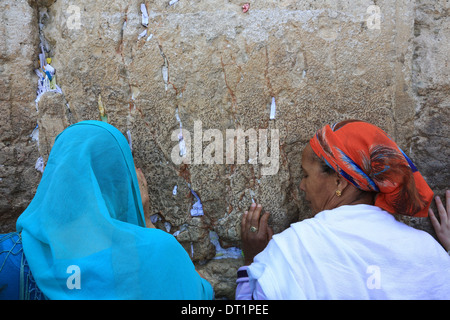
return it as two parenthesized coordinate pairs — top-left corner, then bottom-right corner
(335, 173), (350, 190)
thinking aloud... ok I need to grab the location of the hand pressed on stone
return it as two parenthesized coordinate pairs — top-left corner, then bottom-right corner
(429, 190), (450, 251)
(241, 203), (274, 265)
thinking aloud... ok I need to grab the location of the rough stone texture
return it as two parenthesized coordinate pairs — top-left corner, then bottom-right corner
(406, 0), (450, 233)
(0, 0), (449, 299)
(0, 1), (41, 233)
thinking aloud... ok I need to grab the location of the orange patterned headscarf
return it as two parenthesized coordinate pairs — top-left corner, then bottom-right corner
(309, 120), (433, 217)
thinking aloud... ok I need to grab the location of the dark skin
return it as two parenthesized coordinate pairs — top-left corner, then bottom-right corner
(137, 166), (207, 279)
(429, 190), (450, 251)
(135, 166), (155, 228)
(241, 143), (376, 265)
(241, 203), (274, 265)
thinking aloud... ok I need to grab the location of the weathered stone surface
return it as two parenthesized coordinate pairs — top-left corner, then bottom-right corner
(37, 92), (74, 162)
(406, 0), (450, 237)
(0, 1), (40, 232)
(1, 0), (449, 298)
(197, 258), (244, 299)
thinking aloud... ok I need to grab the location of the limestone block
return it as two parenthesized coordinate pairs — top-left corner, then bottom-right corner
(0, 0), (40, 232)
(1, 0), (449, 299)
(36, 92), (73, 162)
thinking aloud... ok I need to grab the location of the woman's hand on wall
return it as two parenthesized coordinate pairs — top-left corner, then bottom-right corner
(429, 190), (450, 251)
(241, 203), (274, 265)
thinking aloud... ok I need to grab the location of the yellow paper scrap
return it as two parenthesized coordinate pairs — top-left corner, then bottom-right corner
(49, 75), (57, 90)
(98, 95), (108, 122)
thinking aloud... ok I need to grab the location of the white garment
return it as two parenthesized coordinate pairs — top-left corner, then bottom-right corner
(247, 204), (450, 299)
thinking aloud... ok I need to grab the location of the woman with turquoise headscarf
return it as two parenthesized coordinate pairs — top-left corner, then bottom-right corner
(0, 120), (213, 299)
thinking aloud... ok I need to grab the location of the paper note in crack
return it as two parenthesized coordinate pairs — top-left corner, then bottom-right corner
(140, 3), (149, 27)
(188, 184), (203, 216)
(172, 224), (188, 237)
(126, 130), (133, 151)
(34, 50), (62, 111)
(98, 95), (107, 122)
(39, 50), (46, 70)
(150, 214), (161, 224)
(209, 231), (242, 259)
(175, 108), (187, 157)
(30, 124), (39, 146)
(162, 64), (169, 91)
(270, 97), (276, 120)
(138, 29), (147, 40)
(190, 200), (203, 216)
(35, 156), (45, 173)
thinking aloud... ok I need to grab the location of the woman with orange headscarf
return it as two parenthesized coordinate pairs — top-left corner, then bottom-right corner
(236, 120), (450, 299)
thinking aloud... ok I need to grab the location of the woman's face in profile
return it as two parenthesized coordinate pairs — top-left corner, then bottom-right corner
(299, 144), (338, 214)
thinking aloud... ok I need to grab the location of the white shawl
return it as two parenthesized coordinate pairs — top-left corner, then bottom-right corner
(247, 204), (450, 299)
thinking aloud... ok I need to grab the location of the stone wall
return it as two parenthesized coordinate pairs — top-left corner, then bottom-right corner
(0, 0), (448, 299)
(1, 1), (40, 232)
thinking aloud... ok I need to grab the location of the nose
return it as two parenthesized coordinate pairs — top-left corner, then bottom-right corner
(299, 178), (305, 192)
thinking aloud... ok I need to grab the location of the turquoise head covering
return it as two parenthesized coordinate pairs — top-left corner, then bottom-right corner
(16, 120), (213, 299)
